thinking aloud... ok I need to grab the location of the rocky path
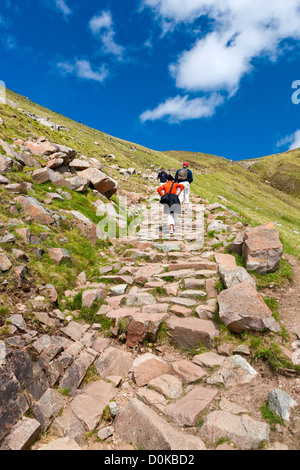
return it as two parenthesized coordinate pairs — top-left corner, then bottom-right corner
(1, 186), (300, 451)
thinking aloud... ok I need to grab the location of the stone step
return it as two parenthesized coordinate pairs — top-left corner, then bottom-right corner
(166, 316), (219, 349)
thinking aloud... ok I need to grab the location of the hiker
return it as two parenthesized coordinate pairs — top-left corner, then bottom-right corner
(157, 175), (185, 236)
(157, 168), (168, 184)
(174, 162), (193, 210)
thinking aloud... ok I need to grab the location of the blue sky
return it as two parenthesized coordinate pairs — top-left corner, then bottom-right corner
(1, 0), (300, 160)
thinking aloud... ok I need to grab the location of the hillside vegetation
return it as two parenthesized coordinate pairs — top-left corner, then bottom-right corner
(242, 149), (300, 198)
(1, 88), (300, 261)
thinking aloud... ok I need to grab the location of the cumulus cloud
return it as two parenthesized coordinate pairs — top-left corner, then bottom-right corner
(89, 10), (125, 58)
(140, 0), (300, 121)
(278, 130), (300, 151)
(140, 93), (224, 123)
(56, 59), (109, 83)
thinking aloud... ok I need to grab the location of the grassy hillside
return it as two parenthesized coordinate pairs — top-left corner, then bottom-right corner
(241, 149), (300, 198)
(1, 88), (300, 261)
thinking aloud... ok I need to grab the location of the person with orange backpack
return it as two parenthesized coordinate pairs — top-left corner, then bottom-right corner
(157, 175), (185, 236)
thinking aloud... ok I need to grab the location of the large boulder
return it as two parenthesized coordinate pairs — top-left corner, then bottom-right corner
(77, 168), (118, 198)
(14, 196), (55, 225)
(218, 281), (281, 333)
(243, 223), (283, 274)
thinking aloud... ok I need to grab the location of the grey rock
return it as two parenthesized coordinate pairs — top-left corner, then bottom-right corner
(220, 266), (256, 289)
(109, 402), (119, 417)
(97, 426), (114, 440)
(0, 370), (30, 441)
(206, 355), (257, 388)
(33, 389), (66, 432)
(268, 389), (298, 421)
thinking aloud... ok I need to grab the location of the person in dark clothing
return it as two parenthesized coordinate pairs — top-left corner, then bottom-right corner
(174, 162), (193, 209)
(157, 168), (168, 184)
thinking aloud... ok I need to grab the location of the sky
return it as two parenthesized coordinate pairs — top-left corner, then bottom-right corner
(1, 0), (300, 161)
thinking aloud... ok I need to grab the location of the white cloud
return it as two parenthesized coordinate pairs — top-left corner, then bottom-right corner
(290, 130), (300, 150)
(140, 0), (300, 121)
(54, 0), (72, 16)
(277, 130), (300, 150)
(89, 10), (125, 58)
(140, 93), (224, 122)
(57, 59), (109, 83)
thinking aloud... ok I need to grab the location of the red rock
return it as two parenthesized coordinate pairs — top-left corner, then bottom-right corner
(48, 248), (72, 266)
(133, 353), (169, 387)
(243, 223), (283, 274)
(171, 359), (207, 383)
(214, 253), (237, 270)
(77, 168), (117, 197)
(133, 264), (164, 284)
(15, 228), (31, 244)
(167, 261), (217, 272)
(166, 317), (219, 349)
(94, 347), (133, 379)
(14, 196), (54, 225)
(126, 312), (167, 347)
(24, 140), (56, 156)
(165, 386), (218, 426)
(0, 252), (12, 272)
(206, 278), (218, 298)
(218, 281), (281, 333)
(169, 304), (192, 317)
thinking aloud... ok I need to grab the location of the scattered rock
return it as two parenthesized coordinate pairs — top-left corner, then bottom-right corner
(165, 386), (218, 426)
(243, 223), (283, 274)
(148, 374), (183, 399)
(268, 389), (298, 422)
(14, 196), (55, 225)
(201, 411), (270, 450)
(70, 380), (115, 431)
(0, 417), (41, 451)
(166, 317), (219, 349)
(218, 281), (281, 333)
(94, 347), (133, 379)
(133, 353), (169, 387)
(115, 399), (207, 450)
(206, 355), (258, 388)
(48, 248), (72, 266)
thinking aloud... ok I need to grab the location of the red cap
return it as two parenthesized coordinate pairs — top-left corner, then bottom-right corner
(183, 162), (189, 167)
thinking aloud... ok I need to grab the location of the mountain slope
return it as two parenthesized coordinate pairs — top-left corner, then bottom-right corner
(240, 148), (300, 198)
(1, 88), (300, 261)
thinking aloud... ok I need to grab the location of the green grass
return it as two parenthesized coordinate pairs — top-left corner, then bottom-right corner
(251, 260), (293, 290)
(260, 401), (284, 430)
